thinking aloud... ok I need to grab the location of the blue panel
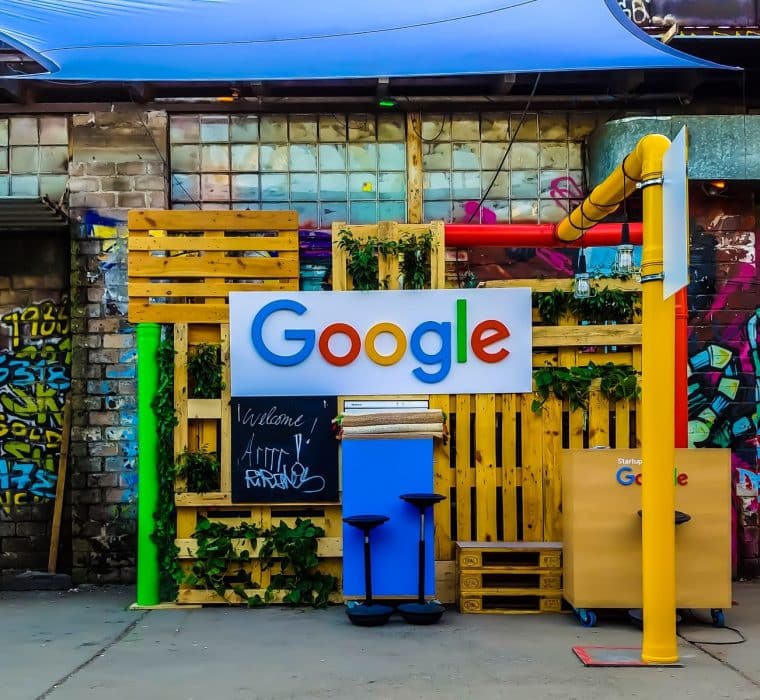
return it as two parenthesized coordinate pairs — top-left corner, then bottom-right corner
(342, 438), (435, 598)
(0, 0), (729, 82)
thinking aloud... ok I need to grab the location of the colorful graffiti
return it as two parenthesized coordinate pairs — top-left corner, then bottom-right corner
(0, 300), (70, 511)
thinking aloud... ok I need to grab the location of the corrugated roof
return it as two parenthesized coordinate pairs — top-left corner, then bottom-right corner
(0, 197), (69, 232)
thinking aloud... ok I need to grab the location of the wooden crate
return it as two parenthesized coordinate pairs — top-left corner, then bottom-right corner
(128, 210), (300, 323)
(331, 220), (446, 291)
(456, 542), (564, 614)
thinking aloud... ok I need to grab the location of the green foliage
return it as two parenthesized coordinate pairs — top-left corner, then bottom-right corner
(337, 228), (397, 290)
(569, 287), (639, 324)
(397, 230), (435, 290)
(150, 332), (181, 601)
(184, 517), (337, 609)
(535, 287), (640, 325)
(535, 289), (571, 325)
(259, 518), (338, 608)
(532, 362), (640, 413)
(176, 448), (220, 493)
(187, 343), (224, 398)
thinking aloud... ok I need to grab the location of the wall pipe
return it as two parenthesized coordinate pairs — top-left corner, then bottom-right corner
(136, 323), (161, 607)
(556, 134), (678, 664)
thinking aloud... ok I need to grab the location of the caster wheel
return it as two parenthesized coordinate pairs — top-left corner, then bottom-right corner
(577, 609), (597, 627)
(711, 609), (725, 628)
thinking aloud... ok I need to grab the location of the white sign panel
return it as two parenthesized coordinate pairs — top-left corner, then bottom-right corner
(230, 289), (532, 397)
(662, 126), (690, 300)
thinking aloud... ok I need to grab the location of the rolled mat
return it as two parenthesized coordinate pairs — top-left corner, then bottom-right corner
(341, 410), (444, 427)
(341, 423), (443, 435)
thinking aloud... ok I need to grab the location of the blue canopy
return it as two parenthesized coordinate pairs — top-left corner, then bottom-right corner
(0, 0), (728, 82)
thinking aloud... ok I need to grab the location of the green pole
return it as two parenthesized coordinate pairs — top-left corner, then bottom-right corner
(136, 322), (161, 606)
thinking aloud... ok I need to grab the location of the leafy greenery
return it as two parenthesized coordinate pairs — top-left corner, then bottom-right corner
(535, 287), (640, 325)
(187, 343), (224, 398)
(176, 447), (220, 493)
(532, 362), (640, 413)
(397, 230), (435, 290)
(184, 518), (337, 609)
(150, 332), (181, 601)
(535, 289), (571, 325)
(259, 518), (337, 608)
(337, 228), (397, 290)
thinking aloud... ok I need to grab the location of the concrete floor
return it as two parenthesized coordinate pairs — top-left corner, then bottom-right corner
(3, 584), (760, 700)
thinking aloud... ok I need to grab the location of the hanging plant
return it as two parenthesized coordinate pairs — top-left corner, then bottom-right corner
(187, 343), (224, 398)
(176, 447), (220, 493)
(535, 289), (572, 325)
(397, 230), (435, 290)
(569, 287), (640, 324)
(532, 362), (640, 413)
(337, 228), (397, 290)
(150, 332), (181, 601)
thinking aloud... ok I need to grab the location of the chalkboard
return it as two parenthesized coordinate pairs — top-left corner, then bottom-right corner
(231, 396), (339, 503)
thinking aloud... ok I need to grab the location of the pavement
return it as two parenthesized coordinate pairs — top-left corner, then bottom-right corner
(2, 583), (760, 700)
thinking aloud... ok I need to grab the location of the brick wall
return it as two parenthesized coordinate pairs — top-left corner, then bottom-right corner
(68, 111), (167, 583)
(0, 232), (70, 572)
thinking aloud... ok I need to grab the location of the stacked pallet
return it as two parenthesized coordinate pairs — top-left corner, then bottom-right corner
(456, 541), (564, 614)
(337, 409), (446, 440)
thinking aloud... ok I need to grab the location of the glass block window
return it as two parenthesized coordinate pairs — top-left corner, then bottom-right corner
(169, 114), (407, 227)
(0, 117), (69, 199)
(421, 112), (588, 225)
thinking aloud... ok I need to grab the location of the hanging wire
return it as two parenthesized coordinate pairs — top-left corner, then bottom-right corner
(466, 72), (541, 224)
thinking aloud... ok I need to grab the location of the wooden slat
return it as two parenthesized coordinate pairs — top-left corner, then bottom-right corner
(429, 394), (452, 560)
(568, 403), (585, 450)
(435, 561), (456, 604)
(129, 281), (295, 297)
(129, 233), (298, 251)
(475, 394), (498, 542)
(178, 588), (343, 605)
(131, 304), (232, 324)
(455, 394), (472, 541)
(173, 324), (189, 475)
(176, 537), (342, 558)
(429, 221), (446, 289)
(520, 393), (543, 541)
(406, 113), (423, 224)
(187, 399), (222, 419)
(176, 508), (197, 539)
(588, 388), (609, 448)
(534, 324), (641, 347)
(483, 278), (642, 293)
(542, 395), (562, 541)
(219, 324), (232, 494)
(633, 346), (643, 447)
(615, 399), (632, 449)
(128, 209), (298, 231)
(378, 221), (400, 290)
(129, 253), (298, 278)
(501, 394), (518, 541)
(331, 222), (349, 291)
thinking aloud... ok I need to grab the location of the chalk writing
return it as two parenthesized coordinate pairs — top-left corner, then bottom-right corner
(241, 432), (326, 494)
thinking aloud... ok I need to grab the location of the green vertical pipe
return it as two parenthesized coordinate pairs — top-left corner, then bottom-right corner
(136, 323), (161, 606)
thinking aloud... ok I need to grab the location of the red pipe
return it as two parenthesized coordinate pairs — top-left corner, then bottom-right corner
(674, 288), (689, 448)
(444, 222), (643, 248)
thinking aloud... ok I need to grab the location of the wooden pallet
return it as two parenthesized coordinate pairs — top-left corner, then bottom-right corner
(456, 542), (565, 614)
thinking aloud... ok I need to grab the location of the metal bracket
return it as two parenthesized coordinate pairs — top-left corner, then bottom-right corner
(640, 273), (664, 284)
(637, 177), (664, 190)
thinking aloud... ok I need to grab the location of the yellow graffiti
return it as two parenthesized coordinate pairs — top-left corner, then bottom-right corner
(0, 384), (63, 427)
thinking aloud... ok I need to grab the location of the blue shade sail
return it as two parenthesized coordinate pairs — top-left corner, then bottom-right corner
(0, 0), (730, 81)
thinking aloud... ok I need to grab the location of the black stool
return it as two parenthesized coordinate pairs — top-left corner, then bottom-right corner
(397, 493), (446, 624)
(343, 515), (393, 627)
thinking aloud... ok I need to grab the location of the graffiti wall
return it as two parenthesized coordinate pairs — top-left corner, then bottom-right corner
(0, 300), (70, 511)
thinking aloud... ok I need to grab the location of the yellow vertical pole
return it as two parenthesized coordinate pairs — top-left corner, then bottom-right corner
(639, 137), (678, 664)
(556, 134), (678, 664)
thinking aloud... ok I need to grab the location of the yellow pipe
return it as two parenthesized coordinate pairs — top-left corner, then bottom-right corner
(557, 134), (678, 664)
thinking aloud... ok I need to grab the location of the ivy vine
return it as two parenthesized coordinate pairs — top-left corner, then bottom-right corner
(187, 343), (224, 398)
(184, 517), (337, 609)
(532, 362), (640, 413)
(150, 332), (181, 601)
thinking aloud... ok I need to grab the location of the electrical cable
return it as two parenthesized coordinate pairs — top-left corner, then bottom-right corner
(677, 609), (746, 646)
(466, 72), (541, 223)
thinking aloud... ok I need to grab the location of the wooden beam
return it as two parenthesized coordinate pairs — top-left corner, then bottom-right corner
(406, 112), (423, 224)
